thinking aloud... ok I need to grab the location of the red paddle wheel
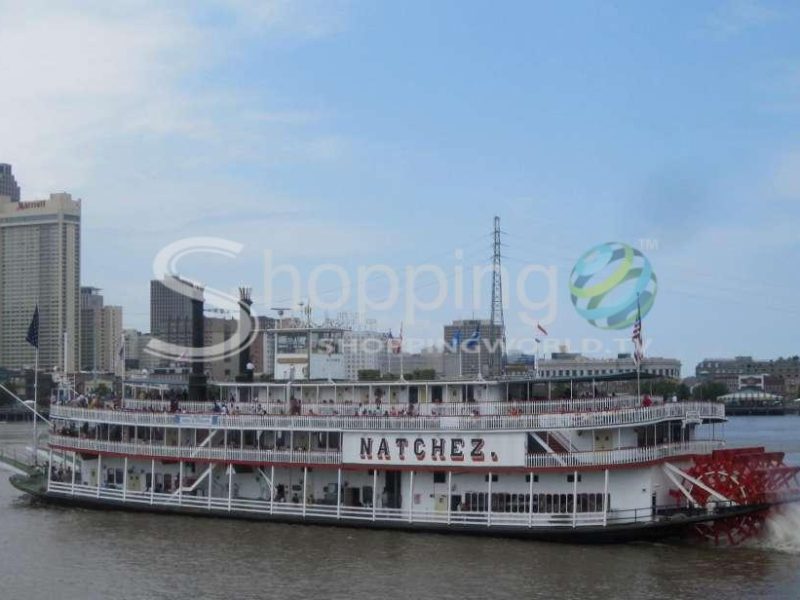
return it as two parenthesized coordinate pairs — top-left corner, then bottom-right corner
(667, 447), (800, 545)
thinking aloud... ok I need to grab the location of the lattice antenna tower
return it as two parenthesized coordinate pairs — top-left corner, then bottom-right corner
(489, 216), (506, 374)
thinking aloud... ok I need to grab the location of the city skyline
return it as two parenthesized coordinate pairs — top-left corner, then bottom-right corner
(1, 2), (799, 373)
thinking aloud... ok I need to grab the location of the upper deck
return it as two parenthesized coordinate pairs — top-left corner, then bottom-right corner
(51, 398), (724, 432)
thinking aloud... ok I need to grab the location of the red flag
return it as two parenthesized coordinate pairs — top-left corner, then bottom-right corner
(632, 299), (644, 366)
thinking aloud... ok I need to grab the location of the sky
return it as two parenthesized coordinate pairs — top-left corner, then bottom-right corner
(1, 0), (799, 375)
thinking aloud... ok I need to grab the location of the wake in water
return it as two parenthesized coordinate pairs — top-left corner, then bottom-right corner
(752, 504), (800, 554)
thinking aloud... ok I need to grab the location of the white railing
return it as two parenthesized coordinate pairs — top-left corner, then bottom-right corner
(49, 436), (724, 469)
(46, 481), (641, 528)
(50, 402), (725, 433)
(48, 436), (341, 465)
(120, 395), (647, 416)
(525, 441), (725, 468)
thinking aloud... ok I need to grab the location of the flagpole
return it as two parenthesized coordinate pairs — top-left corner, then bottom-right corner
(32, 344), (39, 465)
(636, 355), (641, 401)
(399, 322), (404, 382)
(120, 342), (126, 404)
(477, 338), (482, 380)
(458, 335), (463, 378)
(635, 293), (642, 401)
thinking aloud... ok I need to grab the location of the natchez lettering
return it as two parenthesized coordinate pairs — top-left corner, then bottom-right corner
(359, 437), (499, 463)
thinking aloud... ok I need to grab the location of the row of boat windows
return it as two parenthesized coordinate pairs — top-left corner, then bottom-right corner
(461, 493), (608, 513)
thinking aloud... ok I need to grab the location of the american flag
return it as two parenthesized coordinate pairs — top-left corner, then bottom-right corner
(632, 297), (644, 366)
(388, 324), (403, 354)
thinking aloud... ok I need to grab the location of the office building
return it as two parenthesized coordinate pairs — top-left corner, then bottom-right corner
(150, 276), (196, 356)
(80, 287), (123, 375)
(0, 194), (81, 372)
(696, 356), (800, 396)
(534, 352), (681, 379)
(0, 164), (20, 202)
(443, 319), (504, 377)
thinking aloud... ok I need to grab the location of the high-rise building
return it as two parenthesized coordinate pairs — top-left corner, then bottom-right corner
(80, 287), (124, 375)
(80, 287), (103, 371)
(123, 329), (157, 372)
(251, 315), (276, 376)
(0, 164), (20, 202)
(204, 315), (237, 381)
(342, 329), (388, 380)
(100, 305), (123, 375)
(0, 194), (81, 372)
(443, 319), (503, 378)
(150, 276), (195, 351)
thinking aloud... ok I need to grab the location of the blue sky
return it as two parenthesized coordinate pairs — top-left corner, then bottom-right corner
(1, 0), (799, 374)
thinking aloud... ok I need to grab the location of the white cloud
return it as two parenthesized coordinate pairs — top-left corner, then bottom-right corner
(0, 0), (378, 327)
(0, 1), (349, 196)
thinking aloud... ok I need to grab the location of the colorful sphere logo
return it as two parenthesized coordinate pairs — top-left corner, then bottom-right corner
(569, 242), (657, 330)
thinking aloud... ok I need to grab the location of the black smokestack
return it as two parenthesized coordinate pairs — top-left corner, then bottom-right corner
(237, 286), (254, 383)
(188, 284), (207, 402)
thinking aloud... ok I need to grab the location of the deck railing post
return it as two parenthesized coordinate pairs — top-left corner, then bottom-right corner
(270, 465), (275, 515)
(447, 471), (452, 525)
(207, 463), (213, 509)
(336, 468), (342, 519)
(96, 454), (102, 498)
(372, 469), (377, 521)
(71, 452), (76, 496)
(528, 472), (534, 527)
(572, 470), (578, 528)
(178, 461), (183, 506)
(150, 459), (155, 505)
(603, 468), (609, 526)
(302, 466), (308, 518)
(408, 470), (414, 523)
(123, 457), (128, 501)
(47, 449), (53, 492)
(487, 472), (492, 527)
(228, 463), (233, 512)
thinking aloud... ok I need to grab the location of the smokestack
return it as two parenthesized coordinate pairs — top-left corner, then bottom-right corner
(237, 287), (254, 383)
(187, 283), (207, 402)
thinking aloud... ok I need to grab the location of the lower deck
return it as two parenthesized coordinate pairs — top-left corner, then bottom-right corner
(46, 452), (691, 531)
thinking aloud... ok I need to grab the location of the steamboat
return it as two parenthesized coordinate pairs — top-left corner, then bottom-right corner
(13, 361), (800, 545)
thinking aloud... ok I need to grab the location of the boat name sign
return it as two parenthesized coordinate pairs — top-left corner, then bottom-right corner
(343, 432), (526, 467)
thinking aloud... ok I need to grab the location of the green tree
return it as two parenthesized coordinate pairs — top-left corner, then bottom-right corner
(358, 369), (382, 381)
(693, 381), (729, 401)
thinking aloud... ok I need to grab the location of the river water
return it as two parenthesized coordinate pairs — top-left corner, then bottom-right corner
(1, 417), (799, 600)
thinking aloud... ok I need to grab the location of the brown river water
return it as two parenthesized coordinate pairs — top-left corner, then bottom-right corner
(1, 418), (799, 600)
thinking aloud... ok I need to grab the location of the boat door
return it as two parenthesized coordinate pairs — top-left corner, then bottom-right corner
(383, 470), (402, 508)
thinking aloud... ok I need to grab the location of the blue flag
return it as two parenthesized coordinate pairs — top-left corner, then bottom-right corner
(466, 325), (480, 349)
(451, 330), (462, 349)
(26, 306), (39, 349)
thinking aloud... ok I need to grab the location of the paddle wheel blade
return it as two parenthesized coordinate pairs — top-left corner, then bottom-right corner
(667, 447), (800, 545)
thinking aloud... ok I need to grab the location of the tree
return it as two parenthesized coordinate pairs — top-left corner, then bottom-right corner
(693, 381), (729, 401)
(358, 369), (382, 381)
